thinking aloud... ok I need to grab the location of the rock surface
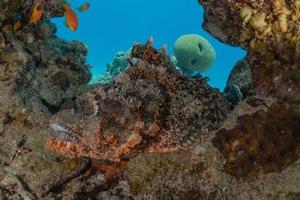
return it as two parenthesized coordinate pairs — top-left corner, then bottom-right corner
(0, 1), (299, 199)
(199, 0), (300, 103)
(0, 1), (93, 198)
(224, 58), (255, 104)
(213, 99), (300, 177)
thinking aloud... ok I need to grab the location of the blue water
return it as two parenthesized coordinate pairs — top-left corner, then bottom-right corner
(52, 0), (246, 90)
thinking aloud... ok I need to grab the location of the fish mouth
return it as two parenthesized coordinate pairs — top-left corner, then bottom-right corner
(49, 123), (81, 143)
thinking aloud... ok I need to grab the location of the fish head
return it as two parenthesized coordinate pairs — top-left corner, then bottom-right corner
(47, 87), (145, 161)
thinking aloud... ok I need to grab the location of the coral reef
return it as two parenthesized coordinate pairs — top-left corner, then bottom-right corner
(0, 1), (94, 198)
(224, 58), (255, 104)
(0, 0), (65, 23)
(92, 43), (179, 85)
(47, 40), (230, 161)
(0, 21), (91, 111)
(199, 0), (300, 103)
(91, 50), (130, 84)
(213, 99), (300, 177)
(0, 0), (299, 199)
(174, 34), (216, 74)
(199, 0), (300, 181)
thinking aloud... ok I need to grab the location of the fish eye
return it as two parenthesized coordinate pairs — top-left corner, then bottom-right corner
(94, 95), (101, 101)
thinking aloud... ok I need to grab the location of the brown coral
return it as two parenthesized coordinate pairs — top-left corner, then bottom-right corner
(198, 0), (300, 103)
(47, 40), (230, 162)
(212, 101), (300, 177)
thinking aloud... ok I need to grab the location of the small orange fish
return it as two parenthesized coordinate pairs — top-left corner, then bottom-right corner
(2, 24), (10, 33)
(13, 20), (22, 31)
(64, 4), (78, 31)
(29, 1), (43, 25)
(78, 3), (90, 12)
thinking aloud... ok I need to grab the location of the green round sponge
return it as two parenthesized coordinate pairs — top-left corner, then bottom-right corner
(174, 34), (216, 73)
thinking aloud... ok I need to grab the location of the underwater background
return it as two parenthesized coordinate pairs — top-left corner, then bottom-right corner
(52, 0), (246, 90)
(0, 0), (299, 199)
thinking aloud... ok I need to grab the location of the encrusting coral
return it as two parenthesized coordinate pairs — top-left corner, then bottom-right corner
(213, 99), (300, 177)
(46, 39), (230, 162)
(197, 0), (300, 180)
(0, 1), (93, 198)
(199, 0), (300, 103)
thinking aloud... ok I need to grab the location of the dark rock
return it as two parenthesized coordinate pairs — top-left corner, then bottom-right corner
(224, 58), (255, 105)
(0, 1), (91, 198)
(213, 101), (300, 177)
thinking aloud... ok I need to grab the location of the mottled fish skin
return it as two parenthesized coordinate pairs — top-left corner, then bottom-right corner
(46, 40), (230, 161)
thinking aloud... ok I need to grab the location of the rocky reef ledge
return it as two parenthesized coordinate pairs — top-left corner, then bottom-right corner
(0, 0), (299, 199)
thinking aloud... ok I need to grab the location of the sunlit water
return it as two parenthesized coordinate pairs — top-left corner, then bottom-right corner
(52, 0), (246, 90)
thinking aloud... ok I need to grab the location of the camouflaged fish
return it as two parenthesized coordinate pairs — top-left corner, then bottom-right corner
(47, 39), (230, 162)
